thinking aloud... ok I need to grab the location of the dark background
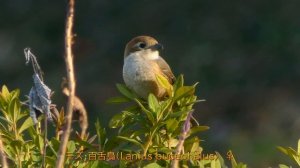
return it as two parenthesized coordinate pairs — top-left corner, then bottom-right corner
(1, 0), (300, 167)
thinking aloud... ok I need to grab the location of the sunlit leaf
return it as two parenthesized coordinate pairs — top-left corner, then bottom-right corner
(277, 146), (288, 155)
(1, 85), (10, 101)
(18, 117), (35, 134)
(189, 126), (210, 136)
(67, 140), (76, 153)
(174, 86), (195, 101)
(155, 74), (173, 97)
(10, 89), (20, 101)
(148, 93), (159, 113)
(278, 164), (290, 168)
(8, 99), (19, 123)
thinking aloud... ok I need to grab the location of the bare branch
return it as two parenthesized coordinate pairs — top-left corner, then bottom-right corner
(63, 87), (88, 139)
(56, 0), (76, 167)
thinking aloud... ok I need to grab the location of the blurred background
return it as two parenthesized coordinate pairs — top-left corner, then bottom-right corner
(1, 0), (300, 167)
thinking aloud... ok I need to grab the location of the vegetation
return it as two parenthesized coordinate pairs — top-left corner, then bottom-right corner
(0, 80), (298, 167)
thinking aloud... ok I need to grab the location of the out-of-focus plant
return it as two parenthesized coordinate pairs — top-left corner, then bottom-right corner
(277, 139), (300, 167)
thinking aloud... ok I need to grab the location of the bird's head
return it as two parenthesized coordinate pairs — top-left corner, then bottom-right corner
(124, 36), (163, 59)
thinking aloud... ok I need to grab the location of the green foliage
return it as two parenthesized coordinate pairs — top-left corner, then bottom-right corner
(0, 85), (105, 167)
(0, 85), (36, 167)
(108, 75), (227, 167)
(277, 139), (300, 167)
(5, 76), (299, 167)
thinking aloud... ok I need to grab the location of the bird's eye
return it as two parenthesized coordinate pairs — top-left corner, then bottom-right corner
(138, 42), (146, 49)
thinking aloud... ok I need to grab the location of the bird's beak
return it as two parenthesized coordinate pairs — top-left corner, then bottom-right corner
(148, 43), (164, 51)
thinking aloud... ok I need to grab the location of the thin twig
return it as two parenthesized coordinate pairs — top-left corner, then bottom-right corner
(0, 135), (8, 168)
(56, 0), (76, 167)
(63, 87), (88, 139)
(42, 115), (47, 168)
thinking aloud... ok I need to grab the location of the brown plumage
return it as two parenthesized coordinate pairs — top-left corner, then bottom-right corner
(123, 35), (175, 99)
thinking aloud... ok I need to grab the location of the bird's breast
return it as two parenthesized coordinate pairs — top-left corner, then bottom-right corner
(122, 54), (166, 99)
(123, 55), (155, 82)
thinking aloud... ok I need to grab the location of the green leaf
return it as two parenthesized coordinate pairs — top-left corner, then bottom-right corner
(116, 83), (136, 99)
(50, 137), (61, 151)
(215, 152), (227, 168)
(109, 113), (125, 128)
(155, 74), (173, 97)
(148, 94), (159, 113)
(173, 74), (184, 91)
(1, 85), (10, 101)
(89, 161), (99, 168)
(67, 140), (76, 153)
(98, 161), (112, 168)
(10, 140), (23, 148)
(144, 162), (163, 168)
(0, 116), (13, 125)
(174, 86), (195, 101)
(184, 137), (200, 153)
(76, 139), (95, 149)
(277, 146), (288, 155)
(278, 164), (290, 168)
(168, 110), (190, 118)
(106, 96), (131, 104)
(165, 119), (179, 133)
(104, 137), (120, 151)
(134, 99), (155, 124)
(35, 134), (44, 152)
(45, 156), (56, 167)
(0, 92), (6, 110)
(95, 119), (106, 150)
(229, 150), (238, 167)
(189, 126), (210, 136)
(116, 136), (143, 149)
(8, 98), (20, 123)
(16, 112), (27, 121)
(10, 89), (20, 101)
(18, 116), (35, 134)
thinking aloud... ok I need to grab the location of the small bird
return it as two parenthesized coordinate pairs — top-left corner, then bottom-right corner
(123, 35), (175, 99)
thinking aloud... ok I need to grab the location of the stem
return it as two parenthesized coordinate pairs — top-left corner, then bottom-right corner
(42, 117), (47, 167)
(0, 135), (8, 168)
(143, 132), (153, 156)
(171, 111), (193, 168)
(56, 0), (76, 167)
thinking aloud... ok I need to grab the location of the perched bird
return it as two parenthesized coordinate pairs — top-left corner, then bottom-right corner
(123, 35), (175, 99)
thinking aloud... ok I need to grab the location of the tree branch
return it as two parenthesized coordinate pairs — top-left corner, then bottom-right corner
(56, 0), (76, 167)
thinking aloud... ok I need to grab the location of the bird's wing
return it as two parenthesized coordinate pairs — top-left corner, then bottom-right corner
(154, 57), (176, 84)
